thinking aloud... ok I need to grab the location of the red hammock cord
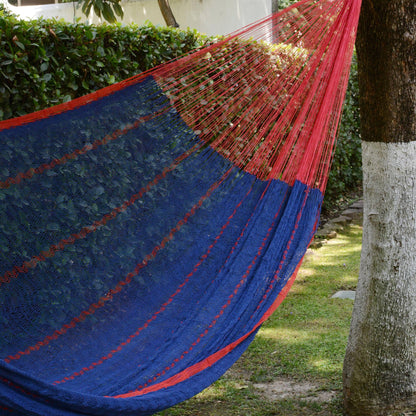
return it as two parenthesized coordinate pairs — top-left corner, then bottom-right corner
(153, 0), (361, 191)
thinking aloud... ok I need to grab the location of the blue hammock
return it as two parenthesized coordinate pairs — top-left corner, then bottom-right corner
(0, 0), (361, 413)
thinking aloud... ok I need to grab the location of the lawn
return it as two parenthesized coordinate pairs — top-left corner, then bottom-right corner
(158, 223), (363, 416)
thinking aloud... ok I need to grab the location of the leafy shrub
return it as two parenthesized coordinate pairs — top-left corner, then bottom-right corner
(324, 54), (362, 212)
(0, 5), (361, 207)
(278, 0), (296, 10)
(0, 6), (208, 120)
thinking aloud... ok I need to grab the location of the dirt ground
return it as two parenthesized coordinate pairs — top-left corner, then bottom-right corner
(254, 377), (336, 403)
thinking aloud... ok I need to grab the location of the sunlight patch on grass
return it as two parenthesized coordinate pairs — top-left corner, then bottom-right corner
(309, 357), (341, 374)
(194, 381), (228, 399)
(259, 327), (316, 343)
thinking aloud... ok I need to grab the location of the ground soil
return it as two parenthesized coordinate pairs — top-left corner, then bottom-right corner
(253, 378), (336, 403)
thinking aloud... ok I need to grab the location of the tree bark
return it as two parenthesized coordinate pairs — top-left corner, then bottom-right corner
(343, 1), (416, 415)
(271, 0), (280, 14)
(158, 0), (179, 27)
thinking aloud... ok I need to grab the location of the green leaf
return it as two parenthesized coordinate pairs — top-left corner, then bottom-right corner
(92, 0), (104, 17)
(101, 3), (116, 23)
(40, 61), (49, 72)
(14, 41), (25, 50)
(46, 223), (60, 231)
(81, 0), (92, 13)
(97, 45), (105, 57)
(113, 2), (123, 18)
(92, 185), (105, 198)
(41, 73), (52, 82)
(68, 82), (78, 91)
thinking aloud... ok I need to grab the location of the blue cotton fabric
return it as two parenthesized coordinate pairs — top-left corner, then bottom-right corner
(0, 76), (322, 415)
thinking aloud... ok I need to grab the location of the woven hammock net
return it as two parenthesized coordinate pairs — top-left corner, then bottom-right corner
(0, 0), (361, 414)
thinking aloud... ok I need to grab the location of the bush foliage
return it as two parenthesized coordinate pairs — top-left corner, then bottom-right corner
(324, 55), (362, 212)
(0, 6), (208, 120)
(0, 6), (361, 205)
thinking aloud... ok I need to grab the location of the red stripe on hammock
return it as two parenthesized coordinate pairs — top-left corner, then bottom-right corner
(0, 406), (14, 413)
(52, 177), (252, 385)
(112, 255), (304, 399)
(0, 376), (43, 402)
(114, 183), (300, 397)
(0, 145), (197, 287)
(4, 167), (234, 364)
(0, 72), (151, 131)
(0, 107), (170, 190)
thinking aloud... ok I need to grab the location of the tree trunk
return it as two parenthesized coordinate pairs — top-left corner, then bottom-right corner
(343, 1), (416, 415)
(158, 0), (179, 27)
(271, 0), (280, 14)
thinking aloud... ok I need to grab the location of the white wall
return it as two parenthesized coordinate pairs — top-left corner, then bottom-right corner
(5, 0), (271, 36)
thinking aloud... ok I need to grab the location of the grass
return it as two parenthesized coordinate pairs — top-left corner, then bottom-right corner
(157, 223), (363, 416)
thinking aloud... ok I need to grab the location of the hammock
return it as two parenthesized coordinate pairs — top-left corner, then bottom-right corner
(0, 0), (360, 414)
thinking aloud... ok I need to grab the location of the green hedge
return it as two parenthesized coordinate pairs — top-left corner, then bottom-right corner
(324, 55), (362, 212)
(0, 6), (208, 120)
(0, 6), (361, 206)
